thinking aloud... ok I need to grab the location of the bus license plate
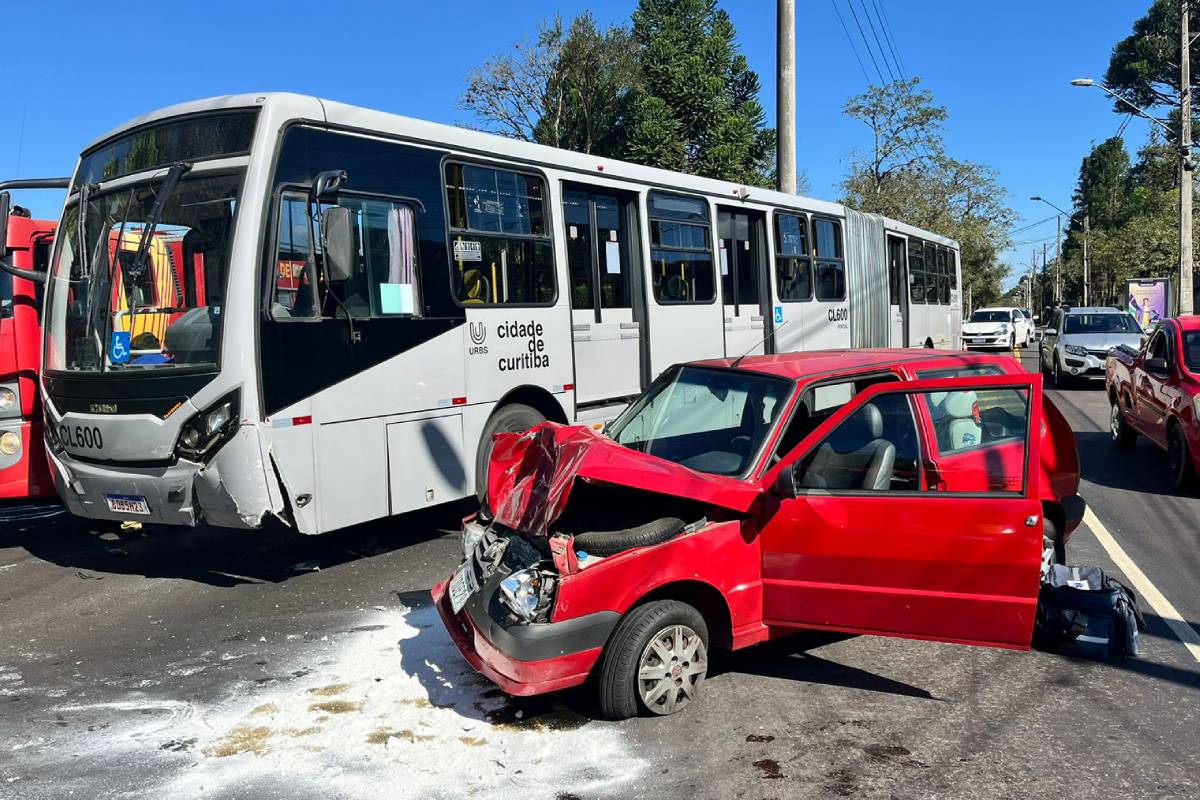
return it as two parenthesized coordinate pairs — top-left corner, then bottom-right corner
(448, 562), (478, 614)
(105, 494), (150, 515)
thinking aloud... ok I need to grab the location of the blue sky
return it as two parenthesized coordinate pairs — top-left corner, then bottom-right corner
(3, 1), (1147, 287)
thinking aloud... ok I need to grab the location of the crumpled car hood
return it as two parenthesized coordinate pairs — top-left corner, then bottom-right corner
(486, 422), (762, 535)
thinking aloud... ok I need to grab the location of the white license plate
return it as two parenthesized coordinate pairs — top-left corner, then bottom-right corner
(448, 562), (479, 614)
(105, 494), (150, 515)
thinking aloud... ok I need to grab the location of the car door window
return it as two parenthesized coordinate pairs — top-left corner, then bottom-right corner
(769, 373), (899, 464)
(924, 387), (1030, 494)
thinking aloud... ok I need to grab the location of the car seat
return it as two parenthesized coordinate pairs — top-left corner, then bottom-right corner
(937, 391), (981, 450)
(799, 402), (895, 490)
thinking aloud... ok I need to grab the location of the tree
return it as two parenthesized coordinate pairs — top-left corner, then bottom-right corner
(1073, 137), (1132, 230)
(840, 80), (1015, 306)
(1105, 0), (1200, 129)
(460, 14), (636, 156)
(625, 0), (775, 185)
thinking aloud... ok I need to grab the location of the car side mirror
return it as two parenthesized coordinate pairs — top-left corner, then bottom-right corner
(320, 206), (354, 283)
(1145, 356), (1169, 374)
(772, 465), (799, 499)
(1044, 328), (1056, 337)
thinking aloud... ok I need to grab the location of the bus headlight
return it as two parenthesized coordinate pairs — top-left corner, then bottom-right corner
(0, 431), (21, 456)
(0, 386), (16, 414)
(175, 390), (240, 463)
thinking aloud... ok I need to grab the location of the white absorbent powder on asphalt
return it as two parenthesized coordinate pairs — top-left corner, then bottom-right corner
(20, 601), (644, 799)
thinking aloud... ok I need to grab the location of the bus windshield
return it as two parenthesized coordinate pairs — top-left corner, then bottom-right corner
(607, 365), (792, 476)
(44, 173), (242, 372)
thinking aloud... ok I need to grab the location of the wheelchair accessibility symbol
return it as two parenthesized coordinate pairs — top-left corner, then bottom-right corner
(110, 331), (131, 364)
(774, 306), (783, 325)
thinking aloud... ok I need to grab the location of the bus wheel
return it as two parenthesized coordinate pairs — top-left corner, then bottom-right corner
(475, 403), (545, 502)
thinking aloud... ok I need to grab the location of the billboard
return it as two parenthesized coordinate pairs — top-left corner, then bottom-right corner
(1126, 278), (1171, 331)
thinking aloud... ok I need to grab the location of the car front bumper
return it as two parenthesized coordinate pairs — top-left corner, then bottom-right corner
(432, 572), (617, 697)
(963, 334), (1012, 349)
(1058, 350), (1107, 379)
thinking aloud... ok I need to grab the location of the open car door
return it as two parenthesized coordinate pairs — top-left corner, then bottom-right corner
(758, 373), (1044, 649)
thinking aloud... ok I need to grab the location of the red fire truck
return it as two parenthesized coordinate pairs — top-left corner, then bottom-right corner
(0, 178), (68, 508)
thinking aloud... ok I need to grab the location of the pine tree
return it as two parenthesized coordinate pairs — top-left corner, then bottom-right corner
(625, 0), (774, 186)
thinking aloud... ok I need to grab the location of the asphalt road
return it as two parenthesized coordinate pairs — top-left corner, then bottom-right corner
(2, 348), (1198, 800)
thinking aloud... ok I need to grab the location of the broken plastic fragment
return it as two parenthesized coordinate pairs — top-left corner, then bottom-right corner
(290, 561), (320, 573)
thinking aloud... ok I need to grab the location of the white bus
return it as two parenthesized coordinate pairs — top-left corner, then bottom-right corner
(41, 94), (961, 533)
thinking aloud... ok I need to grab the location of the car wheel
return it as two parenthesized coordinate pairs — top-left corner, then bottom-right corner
(1039, 346), (1049, 376)
(1166, 424), (1196, 490)
(598, 600), (708, 720)
(1110, 398), (1136, 450)
(1051, 354), (1065, 388)
(1010, 333), (1017, 351)
(475, 403), (546, 502)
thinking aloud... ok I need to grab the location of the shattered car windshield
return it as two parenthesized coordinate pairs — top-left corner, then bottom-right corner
(607, 365), (792, 477)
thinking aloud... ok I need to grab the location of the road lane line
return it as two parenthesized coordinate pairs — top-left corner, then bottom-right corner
(1082, 506), (1200, 663)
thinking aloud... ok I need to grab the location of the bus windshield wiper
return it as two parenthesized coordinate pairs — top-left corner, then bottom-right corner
(124, 161), (192, 355)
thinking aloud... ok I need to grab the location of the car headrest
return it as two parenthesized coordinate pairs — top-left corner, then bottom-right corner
(860, 402), (883, 439)
(939, 391), (976, 420)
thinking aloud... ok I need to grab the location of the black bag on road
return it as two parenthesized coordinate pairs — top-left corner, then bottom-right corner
(1033, 565), (1145, 659)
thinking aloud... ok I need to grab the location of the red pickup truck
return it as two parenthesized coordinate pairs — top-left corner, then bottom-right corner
(1106, 316), (1200, 489)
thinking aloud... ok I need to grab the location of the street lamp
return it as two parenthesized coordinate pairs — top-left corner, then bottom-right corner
(1072, 76), (1193, 315)
(1030, 195), (1069, 304)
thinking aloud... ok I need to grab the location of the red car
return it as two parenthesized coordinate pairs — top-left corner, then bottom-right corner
(1107, 315), (1200, 488)
(434, 350), (1082, 718)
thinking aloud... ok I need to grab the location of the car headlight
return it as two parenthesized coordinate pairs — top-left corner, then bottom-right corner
(462, 520), (487, 559)
(0, 431), (20, 456)
(0, 387), (16, 413)
(175, 390), (240, 463)
(498, 567), (556, 624)
(1064, 344), (1089, 357)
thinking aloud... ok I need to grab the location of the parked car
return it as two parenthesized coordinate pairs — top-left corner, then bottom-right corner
(1107, 316), (1200, 489)
(434, 350), (1083, 719)
(962, 306), (1034, 350)
(1040, 306), (1144, 387)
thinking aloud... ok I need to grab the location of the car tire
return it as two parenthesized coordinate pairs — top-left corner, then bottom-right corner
(1010, 333), (1017, 351)
(1167, 423), (1196, 491)
(572, 517), (687, 557)
(598, 600), (709, 720)
(1039, 346), (1050, 377)
(475, 403), (546, 502)
(1110, 398), (1136, 450)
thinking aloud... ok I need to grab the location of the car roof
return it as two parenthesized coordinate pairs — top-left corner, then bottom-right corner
(1063, 306), (1124, 314)
(692, 349), (1018, 381)
(1170, 316), (1200, 331)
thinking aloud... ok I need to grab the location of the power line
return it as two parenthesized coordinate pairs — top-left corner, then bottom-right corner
(831, 0), (872, 84)
(1008, 214), (1059, 236)
(869, 0), (908, 79)
(855, 0), (898, 84)
(844, 0), (887, 85)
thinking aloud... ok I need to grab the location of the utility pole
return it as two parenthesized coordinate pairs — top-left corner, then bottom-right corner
(1042, 243), (1048, 315)
(1083, 212), (1091, 306)
(776, 0), (796, 194)
(1030, 250), (1037, 316)
(1181, 0), (1194, 314)
(1054, 214), (1063, 303)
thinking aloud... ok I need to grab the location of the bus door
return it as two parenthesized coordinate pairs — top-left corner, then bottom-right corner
(642, 191), (724, 376)
(562, 184), (645, 403)
(718, 208), (772, 357)
(887, 234), (909, 347)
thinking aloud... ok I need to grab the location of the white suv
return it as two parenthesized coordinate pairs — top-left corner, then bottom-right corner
(962, 307), (1033, 350)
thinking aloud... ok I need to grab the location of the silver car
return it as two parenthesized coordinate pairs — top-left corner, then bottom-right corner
(1039, 306), (1144, 387)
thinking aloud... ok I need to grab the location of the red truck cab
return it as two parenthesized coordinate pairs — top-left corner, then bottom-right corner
(0, 212), (56, 501)
(1107, 316), (1200, 488)
(435, 350), (1082, 718)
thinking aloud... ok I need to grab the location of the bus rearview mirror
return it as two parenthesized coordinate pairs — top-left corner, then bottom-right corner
(0, 191), (10, 259)
(320, 206), (354, 283)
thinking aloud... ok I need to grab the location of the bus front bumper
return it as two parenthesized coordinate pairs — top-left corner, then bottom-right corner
(47, 425), (277, 529)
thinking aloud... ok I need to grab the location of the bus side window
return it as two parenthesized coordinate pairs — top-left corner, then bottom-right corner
(647, 191), (714, 304)
(908, 238), (925, 304)
(775, 212), (812, 301)
(812, 217), (845, 302)
(445, 162), (555, 306)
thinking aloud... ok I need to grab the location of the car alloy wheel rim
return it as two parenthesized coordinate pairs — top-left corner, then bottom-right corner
(637, 624), (707, 715)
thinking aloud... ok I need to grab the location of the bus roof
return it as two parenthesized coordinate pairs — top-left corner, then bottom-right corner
(78, 92), (960, 250)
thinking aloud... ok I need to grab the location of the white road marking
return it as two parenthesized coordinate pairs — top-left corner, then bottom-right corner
(1082, 506), (1200, 663)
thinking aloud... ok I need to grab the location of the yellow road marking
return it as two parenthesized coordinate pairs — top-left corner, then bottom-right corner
(1082, 506), (1200, 663)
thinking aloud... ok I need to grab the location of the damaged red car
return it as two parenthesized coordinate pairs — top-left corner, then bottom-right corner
(433, 350), (1083, 719)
